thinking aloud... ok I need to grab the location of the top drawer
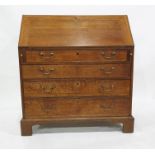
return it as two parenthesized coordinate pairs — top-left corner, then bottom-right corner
(22, 49), (129, 64)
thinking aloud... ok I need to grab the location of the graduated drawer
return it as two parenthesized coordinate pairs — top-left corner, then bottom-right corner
(24, 49), (128, 64)
(23, 79), (130, 97)
(22, 64), (130, 79)
(24, 98), (131, 119)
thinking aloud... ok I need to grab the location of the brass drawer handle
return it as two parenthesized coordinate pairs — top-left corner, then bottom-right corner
(41, 103), (56, 114)
(101, 51), (116, 59)
(41, 85), (56, 93)
(39, 51), (54, 58)
(39, 66), (55, 75)
(50, 52), (54, 56)
(100, 103), (113, 109)
(39, 51), (44, 56)
(101, 84), (114, 92)
(100, 66), (115, 74)
(41, 103), (55, 111)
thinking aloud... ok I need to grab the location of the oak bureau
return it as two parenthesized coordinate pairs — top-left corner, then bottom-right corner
(18, 15), (134, 136)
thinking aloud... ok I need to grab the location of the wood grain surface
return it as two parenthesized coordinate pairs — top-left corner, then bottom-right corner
(18, 15), (134, 135)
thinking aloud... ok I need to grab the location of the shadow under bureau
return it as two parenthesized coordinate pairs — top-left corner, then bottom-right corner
(18, 15), (134, 136)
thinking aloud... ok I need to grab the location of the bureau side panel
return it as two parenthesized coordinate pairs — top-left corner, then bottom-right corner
(18, 47), (26, 118)
(129, 47), (134, 115)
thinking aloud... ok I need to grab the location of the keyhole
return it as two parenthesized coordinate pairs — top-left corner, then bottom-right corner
(76, 82), (80, 86)
(76, 52), (79, 55)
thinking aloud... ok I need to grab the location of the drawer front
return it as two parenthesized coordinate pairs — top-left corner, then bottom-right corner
(22, 64), (130, 79)
(23, 80), (130, 97)
(24, 98), (131, 118)
(24, 50), (128, 64)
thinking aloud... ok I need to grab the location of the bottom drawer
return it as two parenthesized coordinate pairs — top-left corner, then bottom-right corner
(24, 98), (131, 118)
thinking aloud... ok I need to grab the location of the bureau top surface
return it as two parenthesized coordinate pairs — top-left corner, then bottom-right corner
(18, 15), (134, 48)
